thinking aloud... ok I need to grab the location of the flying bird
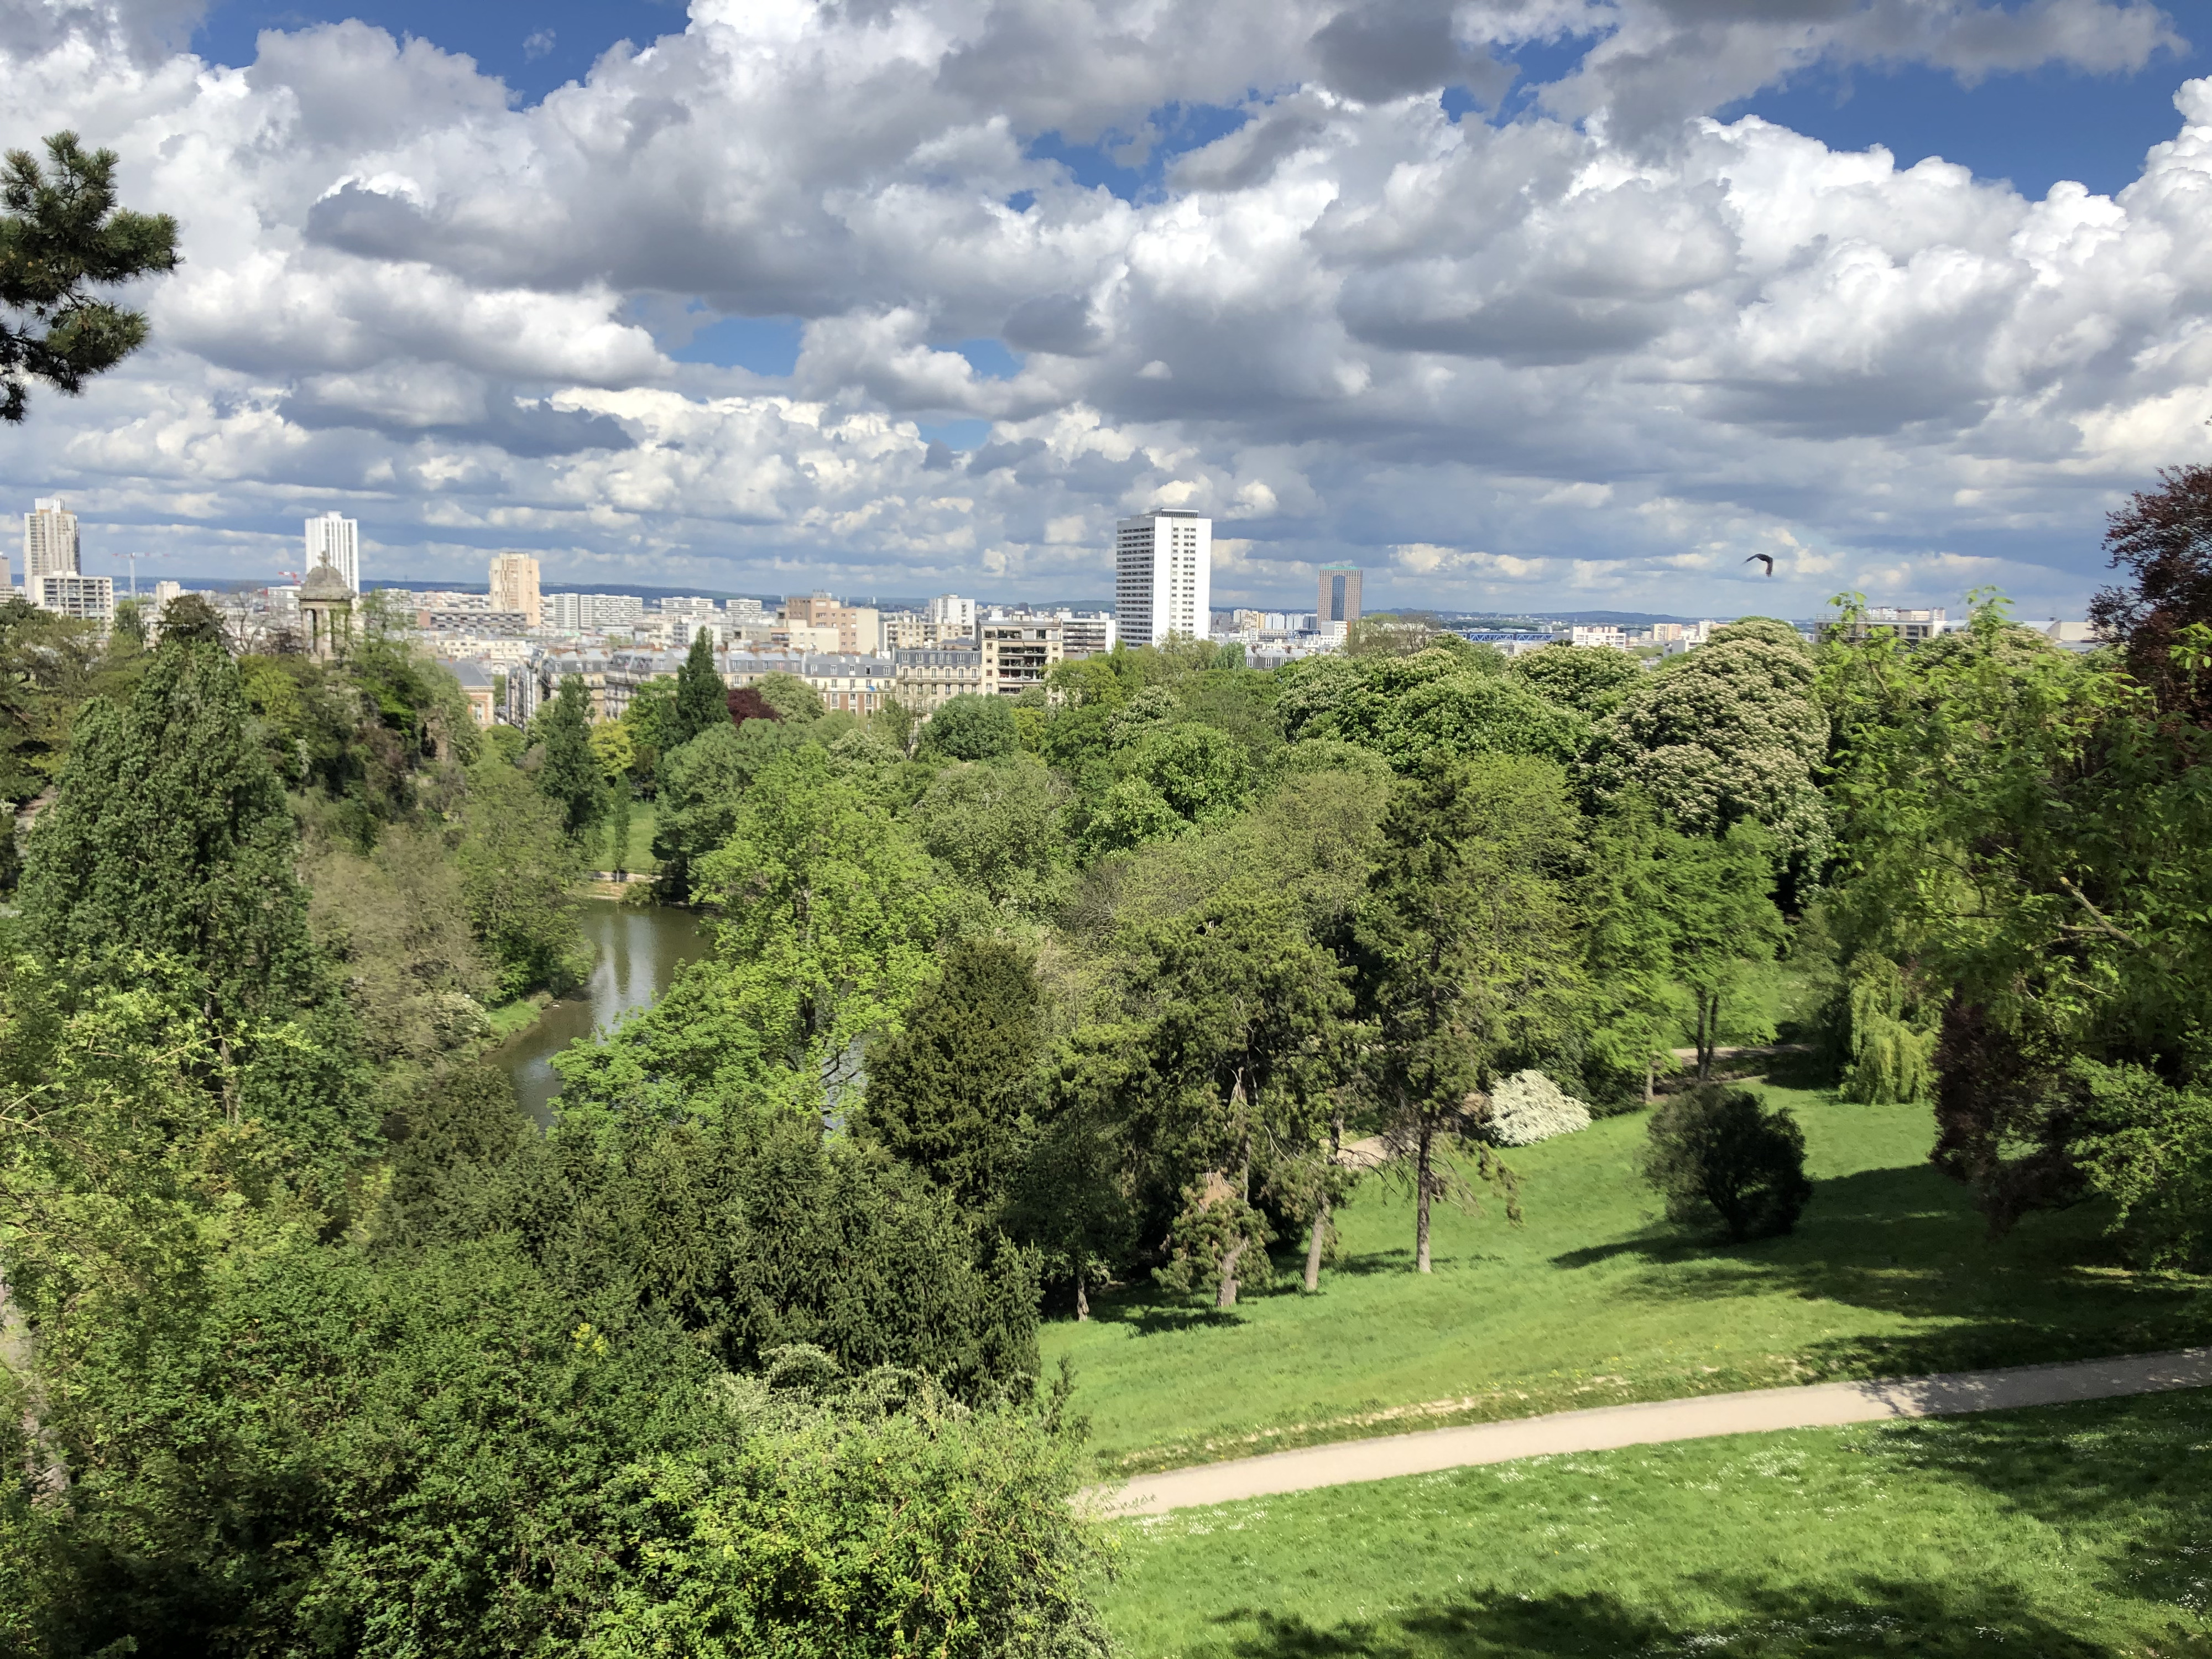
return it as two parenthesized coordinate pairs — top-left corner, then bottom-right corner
(1745, 554), (1774, 577)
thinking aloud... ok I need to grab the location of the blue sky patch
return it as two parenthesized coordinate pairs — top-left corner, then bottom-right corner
(1730, 51), (2203, 200)
(666, 316), (803, 377)
(952, 338), (1024, 380)
(1026, 102), (1253, 202)
(918, 418), (992, 450)
(194, 0), (685, 102)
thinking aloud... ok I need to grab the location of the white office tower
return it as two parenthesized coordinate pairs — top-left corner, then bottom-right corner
(927, 593), (975, 633)
(1114, 509), (1211, 646)
(305, 512), (359, 591)
(24, 498), (77, 584)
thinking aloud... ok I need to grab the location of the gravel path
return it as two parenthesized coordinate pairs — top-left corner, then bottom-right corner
(1091, 1347), (2212, 1516)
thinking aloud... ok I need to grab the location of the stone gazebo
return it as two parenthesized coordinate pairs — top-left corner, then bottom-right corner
(298, 563), (356, 660)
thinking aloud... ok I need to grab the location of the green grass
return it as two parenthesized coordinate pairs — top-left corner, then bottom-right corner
(1045, 1088), (2212, 1476)
(481, 992), (551, 1041)
(1101, 1387), (2212, 1657)
(603, 799), (658, 876)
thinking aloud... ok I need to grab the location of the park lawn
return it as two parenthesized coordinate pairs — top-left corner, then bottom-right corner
(1044, 1087), (2212, 1476)
(1100, 1386), (2212, 1658)
(608, 799), (658, 876)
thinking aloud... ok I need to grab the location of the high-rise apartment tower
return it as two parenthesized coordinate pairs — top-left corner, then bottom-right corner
(305, 511), (359, 591)
(488, 551), (543, 628)
(1318, 562), (1361, 638)
(1114, 510), (1211, 647)
(24, 498), (77, 585)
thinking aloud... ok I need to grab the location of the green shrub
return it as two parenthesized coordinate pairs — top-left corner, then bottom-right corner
(1641, 1085), (1811, 1241)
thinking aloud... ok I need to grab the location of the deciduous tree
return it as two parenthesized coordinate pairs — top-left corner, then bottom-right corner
(20, 635), (322, 1027)
(1144, 886), (1350, 1306)
(925, 691), (1019, 760)
(1590, 623), (1830, 893)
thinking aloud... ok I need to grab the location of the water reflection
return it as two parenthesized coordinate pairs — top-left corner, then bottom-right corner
(496, 899), (713, 1124)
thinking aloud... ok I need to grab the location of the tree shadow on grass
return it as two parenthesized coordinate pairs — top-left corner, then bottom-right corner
(1858, 1389), (2212, 1627)
(1213, 1576), (2169, 1658)
(1082, 1244), (1436, 1332)
(1545, 1162), (2212, 1379)
(1094, 1304), (1248, 1336)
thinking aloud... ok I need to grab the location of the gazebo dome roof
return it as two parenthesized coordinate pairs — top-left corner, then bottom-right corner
(299, 564), (354, 602)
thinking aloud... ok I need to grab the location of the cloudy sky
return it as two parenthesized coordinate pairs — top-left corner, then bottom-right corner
(1, 0), (2206, 615)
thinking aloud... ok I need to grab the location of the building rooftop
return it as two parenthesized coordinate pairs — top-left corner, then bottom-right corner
(299, 564), (353, 601)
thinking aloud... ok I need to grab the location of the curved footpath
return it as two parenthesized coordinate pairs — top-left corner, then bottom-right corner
(1090, 1347), (2212, 1517)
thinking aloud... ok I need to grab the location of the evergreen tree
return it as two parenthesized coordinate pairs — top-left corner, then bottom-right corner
(1642, 1084), (1812, 1241)
(20, 635), (320, 1024)
(672, 626), (727, 743)
(1353, 757), (1583, 1271)
(860, 935), (1043, 1214)
(603, 782), (632, 878)
(535, 674), (602, 840)
(0, 132), (179, 423)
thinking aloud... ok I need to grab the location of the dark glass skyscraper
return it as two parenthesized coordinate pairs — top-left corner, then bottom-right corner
(1318, 561), (1361, 633)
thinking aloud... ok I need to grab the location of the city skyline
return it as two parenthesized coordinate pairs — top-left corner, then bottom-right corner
(14, 495), (1995, 623)
(0, 1), (2202, 616)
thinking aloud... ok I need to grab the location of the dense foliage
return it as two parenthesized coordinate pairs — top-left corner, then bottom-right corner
(0, 616), (1103, 1657)
(13, 465), (2212, 1648)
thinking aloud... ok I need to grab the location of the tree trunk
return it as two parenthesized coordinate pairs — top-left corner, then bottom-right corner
(1415, 1116), (1434, 1274)
(1074, 1260), (1089, 1322)
(1645, 1052), (1656, 1105)
(1697, 992), (1717, 1083)
(1306, 1108), (1343, 1293)
(1303, 1197), (1328, 1292)
(0, 1270), (66, 1500)
(1217, 1235), (1243, 1308)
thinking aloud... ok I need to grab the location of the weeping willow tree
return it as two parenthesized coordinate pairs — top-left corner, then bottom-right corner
(1839, 954), (1937, 1104)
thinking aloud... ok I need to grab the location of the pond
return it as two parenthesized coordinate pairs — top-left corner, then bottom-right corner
(495, 898), (714, 1123)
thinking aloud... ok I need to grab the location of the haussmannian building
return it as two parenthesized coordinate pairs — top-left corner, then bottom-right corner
(893, 646), (986, 713)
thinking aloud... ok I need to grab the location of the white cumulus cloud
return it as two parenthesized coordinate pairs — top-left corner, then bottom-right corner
(0, 0), (2203, 615)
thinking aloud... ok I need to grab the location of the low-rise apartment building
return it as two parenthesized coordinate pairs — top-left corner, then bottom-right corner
(33, 572), (114, 624)
(980, 620), (1061, 695)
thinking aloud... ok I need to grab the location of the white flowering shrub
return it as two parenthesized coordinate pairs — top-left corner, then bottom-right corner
(1479, 1070), (1593, 1146)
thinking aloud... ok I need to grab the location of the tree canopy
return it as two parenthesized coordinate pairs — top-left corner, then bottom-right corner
(0, 132), (179, 422)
